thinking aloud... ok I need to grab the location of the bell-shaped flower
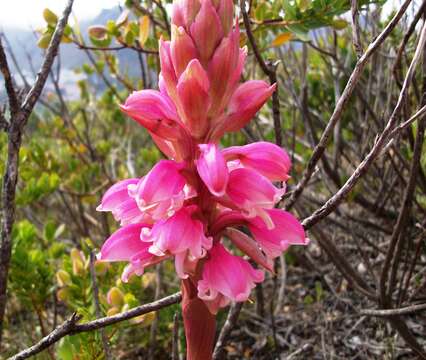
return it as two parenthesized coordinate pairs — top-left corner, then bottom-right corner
(177, 59), (211, 138)
(197, 243), (264, 314)
(223, 141), (291, 181)
(225, 168), (285, 228)
(120, 90), (183, 140)
(140, 206), (212, 278)
(97, 178), (149, 225)
(196, 143), (229, 196)
(128, 160), (187, 221)
(99, 223), (164, 282)
(221, 80), (276, 133)
(248, 208), (307, 259)
(190, 0), (223, 64)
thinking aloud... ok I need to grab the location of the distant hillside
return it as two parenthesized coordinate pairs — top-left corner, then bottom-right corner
(2, 7), (140, 83)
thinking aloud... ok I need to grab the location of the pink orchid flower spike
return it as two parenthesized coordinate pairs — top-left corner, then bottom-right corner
(96, 0), (307, 358)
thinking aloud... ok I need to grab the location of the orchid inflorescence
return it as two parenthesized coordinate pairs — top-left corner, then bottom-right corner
(97, 0), (307, 357)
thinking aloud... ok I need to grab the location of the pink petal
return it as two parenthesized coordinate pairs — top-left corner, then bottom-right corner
(141, 206), (212, 273)
(171, 25), (198, 77)
(210, 209), (246, 235)
(97, 179), (148, 225)
(196, 143), (229, 197)
(177, 59), (211, 138)
(120, 90), (183, 140)
(248, 208), (307, 259)
(218, 0), (234, 36)
(159, 39), (179, 103)
(197, 243), (264, 309)
(97, 179), (139, 212)
(149, 131), (178, 160)
(190, 0), (223, 64)
(99, 223), (152, 262)
(223, 80), (276, 133)
(128, 160), (187, 220)
(207, 26), (240, 116)
(226, 168), (285, 221)
(171, 0), (201, 29)
(223, 141), (291, 181)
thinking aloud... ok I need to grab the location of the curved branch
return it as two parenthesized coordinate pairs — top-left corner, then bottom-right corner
(10, 292), (182, 360)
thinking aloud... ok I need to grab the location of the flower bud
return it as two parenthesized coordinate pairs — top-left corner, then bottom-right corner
(56, 270), (72, 287)
(71, 248), (86, 276)
(57, 288), (70, 302)
(94, 260), (109, 276)
(107, 307), (120, 317)
(130, 311), (156, 326)
(107, 287), (124, 307)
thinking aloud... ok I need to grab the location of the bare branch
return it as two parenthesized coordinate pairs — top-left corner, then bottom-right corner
(10, 292), (182, 360)
(302, 19), (426, 229)
(360, 303), (426, 317)
(350, 0), (363, 58)
(212, 302), (244, 360)
(0, 36), (19, 114)
(89, 252), (112, 360)
(172, 313), (180, 360)
(286, 0), (413, 209)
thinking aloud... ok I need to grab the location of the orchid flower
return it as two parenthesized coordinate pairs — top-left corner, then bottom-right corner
(97, 0), (307, 358)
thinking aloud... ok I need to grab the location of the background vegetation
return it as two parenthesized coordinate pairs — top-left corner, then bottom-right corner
(1, 0), (425, 358)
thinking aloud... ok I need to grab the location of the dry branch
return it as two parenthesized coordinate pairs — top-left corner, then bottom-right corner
(9, 292), (182, 360)
(286, 0), (413, 210)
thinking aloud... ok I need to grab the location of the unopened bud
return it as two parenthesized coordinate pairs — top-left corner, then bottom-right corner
(71, 248), (86, 276)
(107, 307), (120, 317)
(57, 288), (70, 302)
(130, 311), (156, 326)
(107, 287), (124, 307)
(94, 261), (109, 276)
(88, 25), (108, 41)
(56, 270), (71, 287)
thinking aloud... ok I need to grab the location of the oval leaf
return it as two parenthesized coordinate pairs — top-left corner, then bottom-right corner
(139, 16), (150, 47)
(271, 32), (292, 47)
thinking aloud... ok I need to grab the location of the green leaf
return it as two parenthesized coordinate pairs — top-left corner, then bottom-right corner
(43, 8), (58, 26)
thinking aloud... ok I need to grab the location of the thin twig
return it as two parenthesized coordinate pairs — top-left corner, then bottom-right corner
(360, 303), (426, 317)
(212, 302), (244, 360)
(89, 252), (112, 360)
(302, 20), (426, 229)
(0, 37), (19, 114)
(350, 0), (363, 58)
(172, 313), (180, 360)
(286, 0), (412, 210)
